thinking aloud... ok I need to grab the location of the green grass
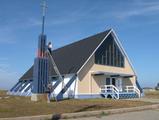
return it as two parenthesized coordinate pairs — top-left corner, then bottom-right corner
(0, 90), (154, 118)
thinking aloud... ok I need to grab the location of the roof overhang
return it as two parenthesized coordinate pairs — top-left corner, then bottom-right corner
(91, 71), (135, 78)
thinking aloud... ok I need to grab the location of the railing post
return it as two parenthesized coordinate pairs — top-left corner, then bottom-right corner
(100, 85), (120, 99)
(126, 86), (128, 93)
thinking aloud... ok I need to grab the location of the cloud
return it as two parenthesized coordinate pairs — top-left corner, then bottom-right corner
(115, 1), (159, 19)
(39, 0), (159, 26)
(29, 6), (98, 27)
(1, 0), (159, 45)
(0, 17), (41, 44)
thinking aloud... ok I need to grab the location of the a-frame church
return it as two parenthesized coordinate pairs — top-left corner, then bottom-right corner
(8, 28), (142, 100)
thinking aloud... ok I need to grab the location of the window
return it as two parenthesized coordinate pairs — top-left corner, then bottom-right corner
(95, 34), (124, 67)
(106, 78), (111, 85)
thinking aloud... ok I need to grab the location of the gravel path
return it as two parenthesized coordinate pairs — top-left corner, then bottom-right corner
(65, 109), (159, 120)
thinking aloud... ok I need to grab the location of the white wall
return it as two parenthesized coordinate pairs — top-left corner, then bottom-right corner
(51, 74), (78, 99)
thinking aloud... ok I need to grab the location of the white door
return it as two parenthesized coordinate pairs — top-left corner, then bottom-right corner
(115, 78), (122, 92)
(106, 78), (116, 86)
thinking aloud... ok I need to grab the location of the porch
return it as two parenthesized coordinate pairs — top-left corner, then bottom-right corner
(91, 71), (140, 99)
(100, 85), (140, 99)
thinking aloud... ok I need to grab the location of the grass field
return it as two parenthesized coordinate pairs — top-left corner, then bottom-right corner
(144, 90), (159, 99)
(0, 90), (154, 118)
(0, 90), (7, 97)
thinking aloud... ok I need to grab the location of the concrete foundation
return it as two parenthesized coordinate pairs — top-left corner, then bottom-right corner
(31, 93), (49, 102)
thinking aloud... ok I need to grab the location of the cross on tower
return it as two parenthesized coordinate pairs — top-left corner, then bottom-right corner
(41, 0), (47, 17)
(41, 0), (48, 35)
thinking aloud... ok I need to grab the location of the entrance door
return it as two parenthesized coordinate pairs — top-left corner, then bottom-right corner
(116, 78), (122, 92)
(106, 78), (116, 86)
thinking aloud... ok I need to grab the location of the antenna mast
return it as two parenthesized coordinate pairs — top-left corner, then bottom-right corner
(41, 0), (47, 35)
(31, 0), (49, 98)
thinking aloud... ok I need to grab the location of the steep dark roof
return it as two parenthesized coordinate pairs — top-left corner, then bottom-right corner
(20, 29), (111, 80)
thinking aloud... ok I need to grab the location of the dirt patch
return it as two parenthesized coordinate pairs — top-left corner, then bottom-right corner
(144, 91), (159, 99)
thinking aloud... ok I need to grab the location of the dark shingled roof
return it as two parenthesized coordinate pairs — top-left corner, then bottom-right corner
(20, 29), (111, 80)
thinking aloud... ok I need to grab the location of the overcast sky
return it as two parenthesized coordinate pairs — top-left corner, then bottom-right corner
(0, 0), (159, 90)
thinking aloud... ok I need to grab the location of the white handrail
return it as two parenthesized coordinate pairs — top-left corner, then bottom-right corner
(101, 85), (141, 99)
(101, 85), (119, 99)
(125, 86), (140, 98)
(134, 86), (141, 98)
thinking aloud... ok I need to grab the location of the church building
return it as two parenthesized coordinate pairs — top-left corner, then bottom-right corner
(8, 28), (142, 100)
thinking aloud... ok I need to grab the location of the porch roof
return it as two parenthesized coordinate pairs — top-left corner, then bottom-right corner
(91, 71), (135, 78)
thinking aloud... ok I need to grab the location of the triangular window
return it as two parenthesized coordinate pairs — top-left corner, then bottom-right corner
(95, 34), (124, 67)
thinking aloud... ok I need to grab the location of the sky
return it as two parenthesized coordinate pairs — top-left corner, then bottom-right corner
(0, 0), (159, 90)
